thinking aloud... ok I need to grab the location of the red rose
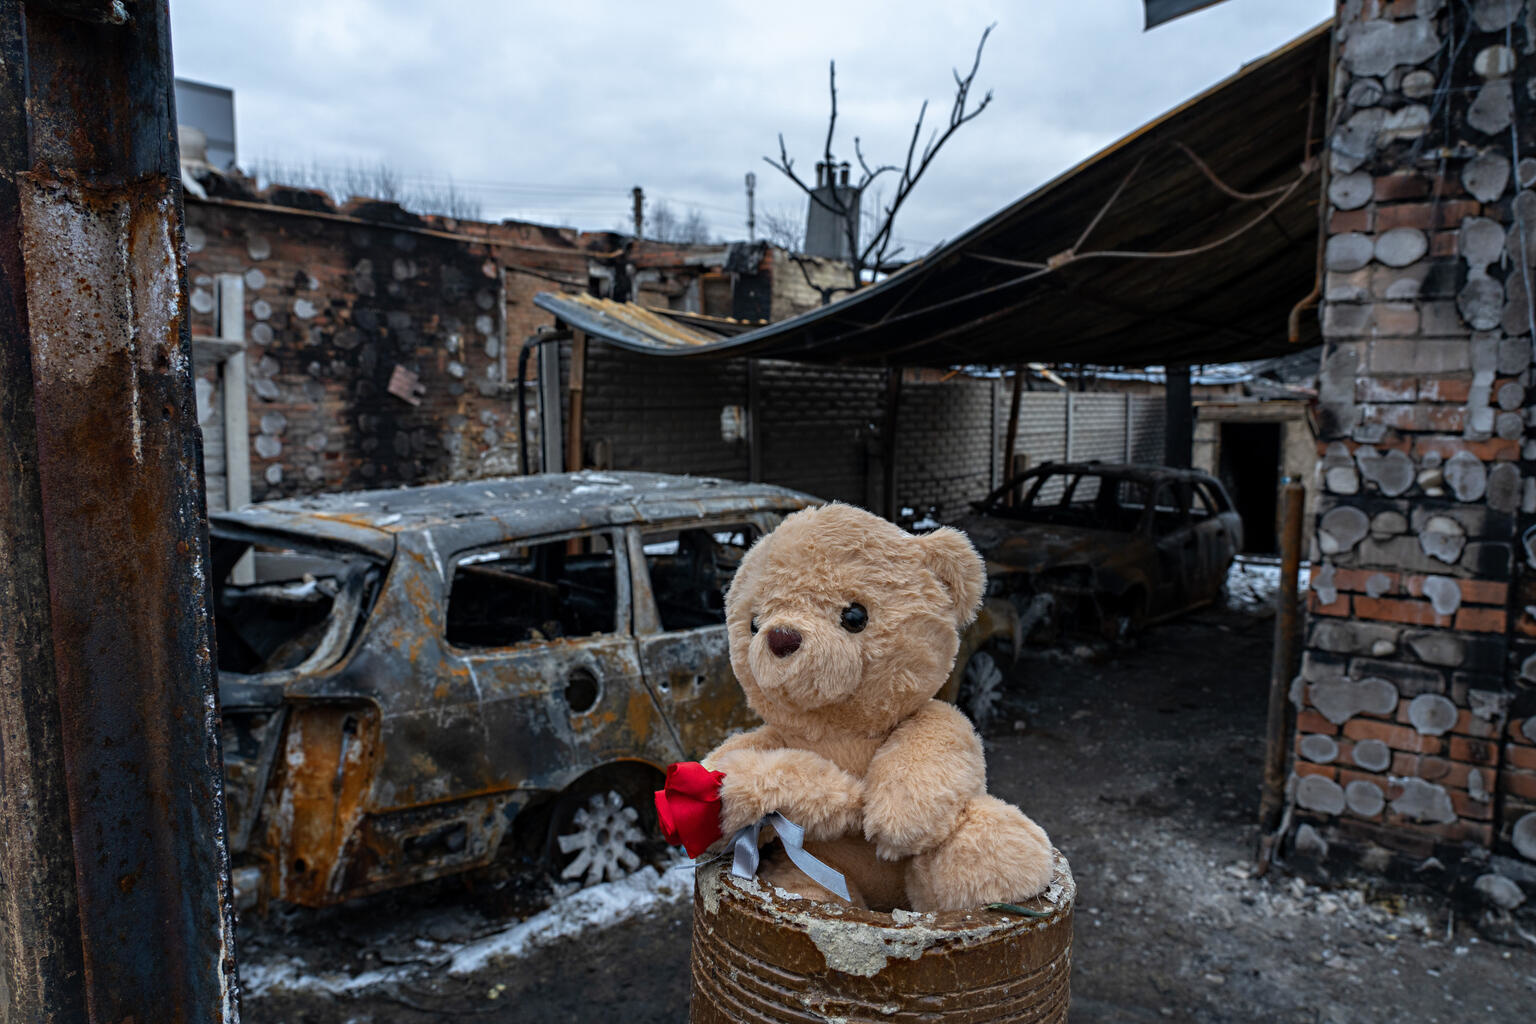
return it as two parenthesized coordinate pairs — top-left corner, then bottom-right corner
(654, 761), (726, 858)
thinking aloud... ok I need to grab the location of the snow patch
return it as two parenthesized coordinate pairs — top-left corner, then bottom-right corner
(1225, 556), (1310, 615)
(448, 864), (691, 975)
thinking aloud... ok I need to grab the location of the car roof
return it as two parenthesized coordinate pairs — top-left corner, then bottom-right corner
(211, 471), (818, 558)
(1020, 461), (1224, 486)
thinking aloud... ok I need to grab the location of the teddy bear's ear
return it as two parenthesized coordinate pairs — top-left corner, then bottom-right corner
(916, 526), (986, 629)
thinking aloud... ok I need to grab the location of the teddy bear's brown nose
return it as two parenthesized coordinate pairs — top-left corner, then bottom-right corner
(766, 627), (802, 658)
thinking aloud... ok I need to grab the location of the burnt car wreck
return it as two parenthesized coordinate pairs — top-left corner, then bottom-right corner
(955, 462), (1243, 644)
(211, 471), (813, 907)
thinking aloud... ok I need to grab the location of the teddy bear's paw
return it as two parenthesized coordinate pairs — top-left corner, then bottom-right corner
(862, 785), (961, 861)
(716, 770), (781, 835)
(904, 795), (1054, 911)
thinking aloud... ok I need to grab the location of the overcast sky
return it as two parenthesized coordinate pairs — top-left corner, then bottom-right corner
(168, 0), (1330, 254)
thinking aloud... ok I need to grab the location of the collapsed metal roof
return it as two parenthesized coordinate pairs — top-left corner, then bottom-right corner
(534, 23), (1330, 370)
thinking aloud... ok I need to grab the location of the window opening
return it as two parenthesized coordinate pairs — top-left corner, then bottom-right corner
(446, 533), (617, 648)
(641, 524), (756, 631)
(210, 535), (382, 675)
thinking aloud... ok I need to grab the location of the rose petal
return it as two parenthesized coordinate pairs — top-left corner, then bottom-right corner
(654, 790), (678, 844)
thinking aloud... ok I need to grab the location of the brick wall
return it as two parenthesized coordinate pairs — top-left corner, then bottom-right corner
(185, 193), (759, 502)
(580, 340), (750, 480)
(767, 247), (856, 321)
(756, 361), (887, 506)
(897, 377), (998, 519)
(186, 200), (521, 499)
(1298, 1), (1536, 890)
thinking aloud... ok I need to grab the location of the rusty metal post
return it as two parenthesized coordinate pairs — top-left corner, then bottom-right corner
(0, 1), (238, 1019)
(1002, 365), (1023, 505)
(1257, 477), (1305, 872)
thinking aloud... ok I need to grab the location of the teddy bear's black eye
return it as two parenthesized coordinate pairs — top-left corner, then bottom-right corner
(750, 616), (760, 635)
(840, 603), (867, 633)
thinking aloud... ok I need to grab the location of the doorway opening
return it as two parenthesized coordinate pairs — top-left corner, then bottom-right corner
(1219, 421), (1282, 555)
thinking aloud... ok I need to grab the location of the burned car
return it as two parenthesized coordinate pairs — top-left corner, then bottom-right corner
(953, 462), (1242, 647)
(210, 471), (813, 907)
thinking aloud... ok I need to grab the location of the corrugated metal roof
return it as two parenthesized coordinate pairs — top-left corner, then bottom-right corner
(535, 22), (1330, 371)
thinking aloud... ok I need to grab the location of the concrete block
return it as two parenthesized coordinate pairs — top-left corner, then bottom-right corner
(1403, 630), (1465, 667)
(1329, 171), (1375, 211)
(1468, 79), (1515, 136)
(1346, 656), (1446, 696)
(1342, 19), (1442, 78)
(1463, 152), (1511, 202)
(1309, 677), (1399, 725)
(1297, 774), (1347, 815)
(1408, 693), (1459, 735)
(1369, 339), (1471, 374)
(1375, 227), (1430, 268)
(1300, 734), (1340, 763)
(1352, 739), (1392, 772)
(1346, 779), (1386, 817)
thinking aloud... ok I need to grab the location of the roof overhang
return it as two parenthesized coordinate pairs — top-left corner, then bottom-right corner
(536, 22), (1331, 370)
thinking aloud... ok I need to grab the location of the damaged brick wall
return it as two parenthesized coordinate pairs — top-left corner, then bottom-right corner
(1298, 0), (1536, 891)
(186, 201), (521, 497)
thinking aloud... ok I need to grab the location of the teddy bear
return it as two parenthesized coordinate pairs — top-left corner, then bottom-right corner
(701, 502), (1054, 913)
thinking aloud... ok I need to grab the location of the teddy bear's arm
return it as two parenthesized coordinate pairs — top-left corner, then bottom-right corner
(701, 725), (785, 770)
(862, 700), (986, 860)
(712, 747), (863, 840)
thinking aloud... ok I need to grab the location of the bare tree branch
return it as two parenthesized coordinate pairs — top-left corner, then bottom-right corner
(762, 24), (995, 298)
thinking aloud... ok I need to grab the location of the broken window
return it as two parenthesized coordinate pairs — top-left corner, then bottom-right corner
(210, 533), (384, 676)
(641, 524), (756, 631)
(446, 533), (618, 648)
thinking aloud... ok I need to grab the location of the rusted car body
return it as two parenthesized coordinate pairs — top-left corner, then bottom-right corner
(953, 462), (1243, 643)
(211, 471), (814, 907)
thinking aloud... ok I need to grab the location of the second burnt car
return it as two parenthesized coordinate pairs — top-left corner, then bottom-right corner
(952, 461), (1242, 647)
(211, 471), (814, 908)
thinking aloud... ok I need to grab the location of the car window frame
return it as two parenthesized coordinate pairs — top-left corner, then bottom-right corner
(626, 511), (781, 636)
(441, 526), (632, 653)
(1146, 481), (1192, 539)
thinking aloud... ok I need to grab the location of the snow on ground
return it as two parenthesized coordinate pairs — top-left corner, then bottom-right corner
(448, 862), (692, 975)
(1225, 555), (1311, 615)
(240, 860), (694, 999)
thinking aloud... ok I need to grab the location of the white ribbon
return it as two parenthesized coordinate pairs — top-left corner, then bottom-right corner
(729, 812), (851, 902)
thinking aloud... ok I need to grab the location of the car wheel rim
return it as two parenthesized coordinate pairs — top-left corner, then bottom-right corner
(962, 650), (1003, 728)
(555, 790), (644, 887)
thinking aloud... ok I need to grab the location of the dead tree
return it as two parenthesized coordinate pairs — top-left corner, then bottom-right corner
(765, 24), (994, 294)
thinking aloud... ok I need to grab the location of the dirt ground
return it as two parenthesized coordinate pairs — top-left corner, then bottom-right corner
(240, 600), (1536, 1023)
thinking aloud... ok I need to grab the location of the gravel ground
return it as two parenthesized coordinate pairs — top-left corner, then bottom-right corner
(239, 602), (1536, 1023)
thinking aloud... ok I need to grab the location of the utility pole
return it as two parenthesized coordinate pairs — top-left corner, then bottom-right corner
(631, 185), (644, 240)
(745, 172), (756, 242)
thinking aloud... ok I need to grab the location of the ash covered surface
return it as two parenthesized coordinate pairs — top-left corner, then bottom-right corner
(240, 610), (1534, 1023)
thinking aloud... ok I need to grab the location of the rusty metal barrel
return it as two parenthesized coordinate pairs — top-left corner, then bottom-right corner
(690, 850), (1074, 1022)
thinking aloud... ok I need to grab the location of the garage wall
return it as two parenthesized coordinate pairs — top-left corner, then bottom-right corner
(998, 392), (1167, 470)
(580, 340), (751, 480)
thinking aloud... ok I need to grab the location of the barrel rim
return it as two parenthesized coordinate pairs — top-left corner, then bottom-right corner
(695, 847), (1074, 937)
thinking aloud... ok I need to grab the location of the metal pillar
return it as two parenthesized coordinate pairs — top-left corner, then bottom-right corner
(1164, 364), (1192, 469)
(0, 2), (238, 1019)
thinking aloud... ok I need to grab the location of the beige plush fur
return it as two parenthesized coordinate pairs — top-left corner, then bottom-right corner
(702, 503), (1053, 912)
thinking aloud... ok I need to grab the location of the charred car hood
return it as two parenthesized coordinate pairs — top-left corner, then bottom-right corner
(951, 515), (1133, 574)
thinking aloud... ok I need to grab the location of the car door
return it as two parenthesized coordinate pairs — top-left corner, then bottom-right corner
(435, 527), (683, 800)
(628, 516), (771, 759)
(1148, 481), (1196, 612)
(1190, 481), (1238, 603)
